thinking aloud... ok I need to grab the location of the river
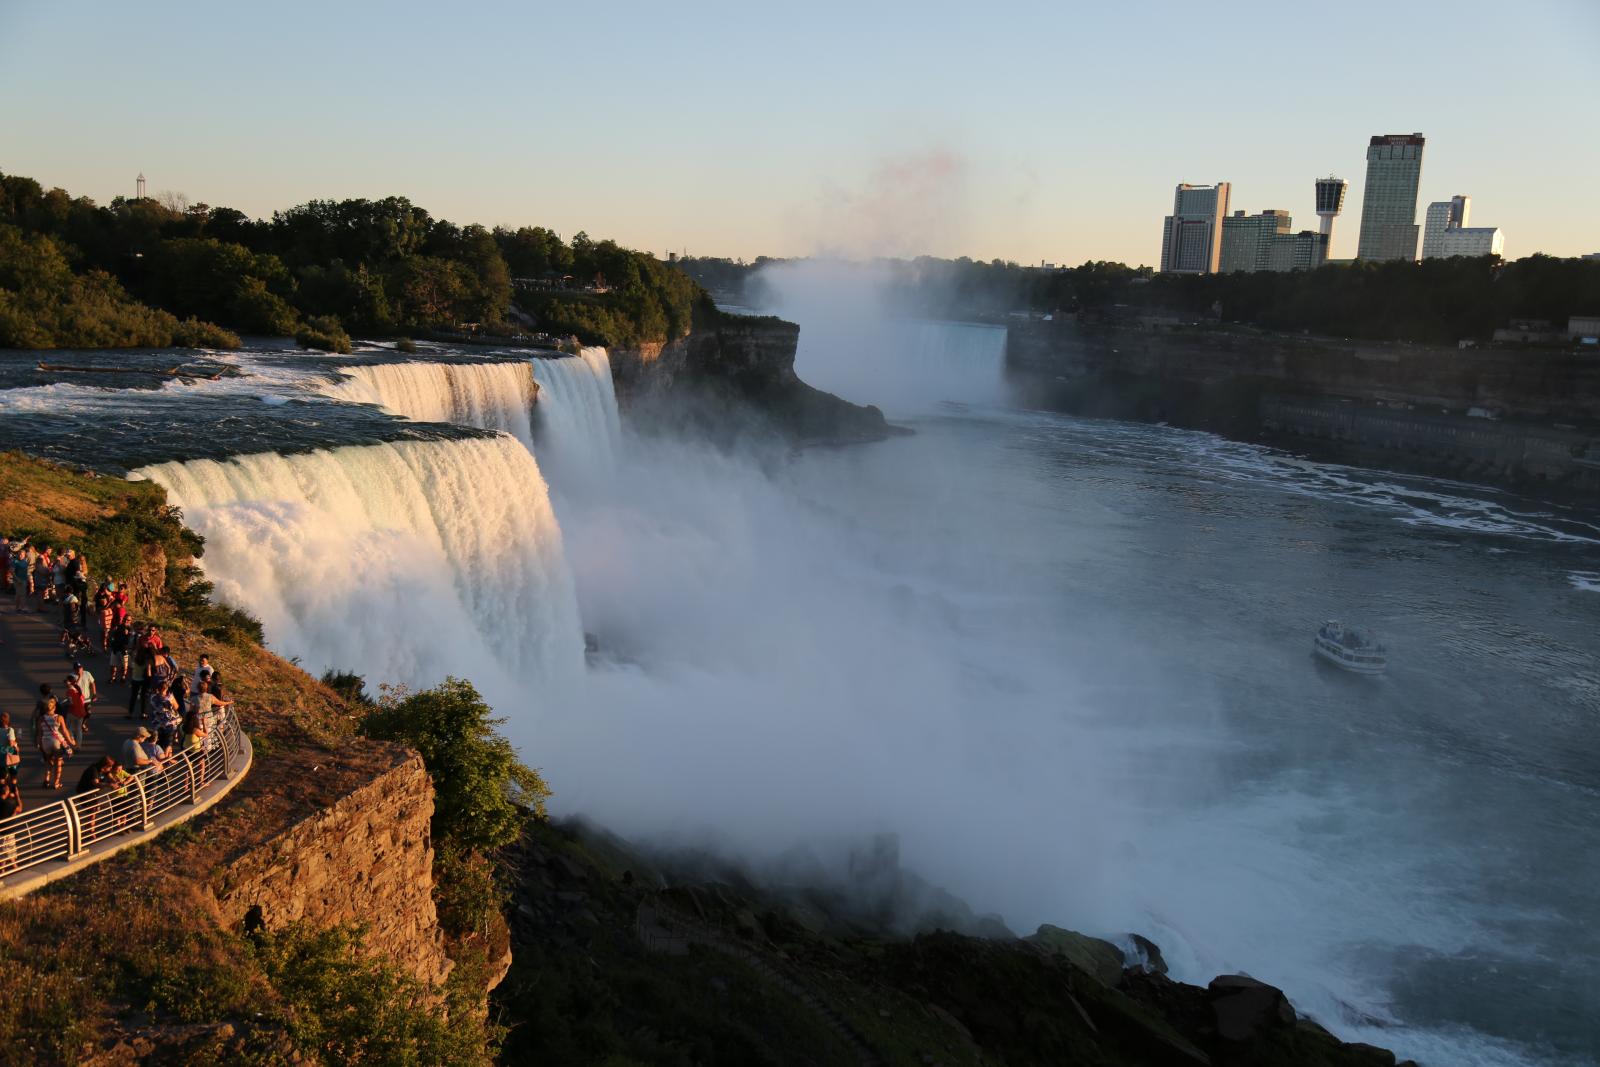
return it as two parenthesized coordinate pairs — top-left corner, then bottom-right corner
(558, 274), (1598, 1067)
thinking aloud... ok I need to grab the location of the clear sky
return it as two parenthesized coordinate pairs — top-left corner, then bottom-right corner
(3, 0), (1597, 266)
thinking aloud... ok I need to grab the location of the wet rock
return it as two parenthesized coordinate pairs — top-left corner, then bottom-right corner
(1206, 974), (1295, 1042)
(1128, 932), (1168, 975)
(1026, 924), (1126, 987)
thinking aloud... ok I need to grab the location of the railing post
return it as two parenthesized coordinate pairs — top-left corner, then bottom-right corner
(132, 771), (152, 830)
(182, 750), (200, 804)
(63, 798), (83, 858)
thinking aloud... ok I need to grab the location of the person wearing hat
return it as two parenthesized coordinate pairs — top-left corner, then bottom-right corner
(121, 726), (162, 774)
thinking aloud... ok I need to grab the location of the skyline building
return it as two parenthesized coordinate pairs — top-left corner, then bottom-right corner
(1356, 133), (1426, 262)
(1220, 210), (1291, 273)
(1265, 229), (1330, 272)
(1159, 182), (1231, 274)
(1422, 194), (1505, 259)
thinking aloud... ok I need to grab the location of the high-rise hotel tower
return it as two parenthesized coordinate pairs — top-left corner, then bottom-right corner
(1159, 182), (1231, 273)
(1356, 133), (1425, 261)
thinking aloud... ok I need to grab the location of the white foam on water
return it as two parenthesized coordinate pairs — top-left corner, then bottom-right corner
(135, 436), (585, 706)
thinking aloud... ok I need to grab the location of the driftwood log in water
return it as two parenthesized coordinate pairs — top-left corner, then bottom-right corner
(34, 362), (223, 380)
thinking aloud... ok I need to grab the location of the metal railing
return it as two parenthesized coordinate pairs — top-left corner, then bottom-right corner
(0, 706), (247, 888)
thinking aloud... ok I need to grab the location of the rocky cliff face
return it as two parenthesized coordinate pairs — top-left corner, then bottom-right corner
(614, 307), (900, 446)
(1007, 321), (1600, 493)
(211, 747), (454, 988)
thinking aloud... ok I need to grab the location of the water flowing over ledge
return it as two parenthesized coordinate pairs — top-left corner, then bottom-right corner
(135, 436), (585, 702)
(325, 359), (542, 448)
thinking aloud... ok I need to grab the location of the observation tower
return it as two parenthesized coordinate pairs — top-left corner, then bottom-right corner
(1315, 176), (1348, 255)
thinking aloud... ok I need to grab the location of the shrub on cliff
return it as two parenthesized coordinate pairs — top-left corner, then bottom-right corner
(295, 313), (352, 353)
(252, 922), (496, 1065)
(171, 316), (242, 349)
(360, 677), (550, 851)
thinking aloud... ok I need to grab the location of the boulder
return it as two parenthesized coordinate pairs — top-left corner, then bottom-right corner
(1026, 925), (1126, 987)
(1128, 932), (1168, 975)
(1206, 974), (1295, 1042)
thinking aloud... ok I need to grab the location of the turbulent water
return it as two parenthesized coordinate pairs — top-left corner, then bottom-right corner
(136, 436), (584, 700)
(10, 315), (1595, 1066)
(516, 283), (1600, 1067)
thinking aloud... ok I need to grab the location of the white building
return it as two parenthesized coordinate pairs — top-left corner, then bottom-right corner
(1422, 194), (1505, 259)
(1159, 183), (1231, 274)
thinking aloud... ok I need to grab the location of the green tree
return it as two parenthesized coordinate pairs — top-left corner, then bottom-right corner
(360, 677), (550, 851)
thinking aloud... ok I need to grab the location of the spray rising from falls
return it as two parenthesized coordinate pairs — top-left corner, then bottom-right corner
(529, 348), (623, 488)
(137, 436), (584, 701)
(324, 361), (541, 448)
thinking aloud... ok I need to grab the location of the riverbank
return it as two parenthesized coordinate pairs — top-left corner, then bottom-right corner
(1005, 320), (1600, 495)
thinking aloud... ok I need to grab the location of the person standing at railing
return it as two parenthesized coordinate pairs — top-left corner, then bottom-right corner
(0, 779), (21, 875)
(0, 712), (20, 784)
(121, 727), (163, 775)
(181, 709), (209, 787)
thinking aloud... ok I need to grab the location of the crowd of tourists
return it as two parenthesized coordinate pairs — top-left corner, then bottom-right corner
(0, 534), (235, 845)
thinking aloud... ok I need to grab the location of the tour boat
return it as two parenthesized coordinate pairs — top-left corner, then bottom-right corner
(1314, 620), (1388, 675)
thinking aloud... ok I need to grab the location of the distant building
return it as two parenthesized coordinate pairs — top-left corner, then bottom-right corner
(1220, 210), (1328, 273)
(1583, 253), (1600, 262)
(1314, 177), (1348, 254)
(1264, 230), (1330, 272)
(1159, 182), (1231, 274)
(1570, 316), (1600, 340)
(1422, 194), (1504, 259)
(1220, 210), (1290, 272)
(1356, 133), (1425, 262)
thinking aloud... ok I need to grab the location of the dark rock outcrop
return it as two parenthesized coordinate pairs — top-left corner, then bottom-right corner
(613, 304), (903, 447)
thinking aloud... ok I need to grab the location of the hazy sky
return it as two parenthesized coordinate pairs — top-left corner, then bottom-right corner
(3, 0), (1598, 265)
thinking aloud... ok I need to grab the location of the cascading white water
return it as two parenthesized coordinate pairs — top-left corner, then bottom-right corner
(528, 347), (623, 488)
(324, 361), (541, 448)
(136, 436), (584, 701)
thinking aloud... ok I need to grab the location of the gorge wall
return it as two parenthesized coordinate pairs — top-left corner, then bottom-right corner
(211, 747), (456, 988)
(1008, 320), (1600, 493)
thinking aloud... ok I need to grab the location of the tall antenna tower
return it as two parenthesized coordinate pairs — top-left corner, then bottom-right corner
(136, 173), (147, 199)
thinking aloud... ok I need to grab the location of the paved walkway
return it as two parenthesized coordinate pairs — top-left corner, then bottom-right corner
(0, 599), (143, 808)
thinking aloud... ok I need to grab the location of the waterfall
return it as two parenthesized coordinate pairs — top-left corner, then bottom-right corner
(136, 436), (584, 703)
(529, 347), (623, 488)
(324, 361), (541, 448)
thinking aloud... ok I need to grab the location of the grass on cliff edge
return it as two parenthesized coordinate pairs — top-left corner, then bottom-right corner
(0, 457), (500, 1064)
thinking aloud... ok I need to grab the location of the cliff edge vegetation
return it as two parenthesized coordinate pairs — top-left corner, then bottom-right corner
(0, 456), (513, 1065)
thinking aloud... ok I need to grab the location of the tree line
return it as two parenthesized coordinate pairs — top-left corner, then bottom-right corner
(0, 171), (700, 350)
(677, 253), (1600, 345)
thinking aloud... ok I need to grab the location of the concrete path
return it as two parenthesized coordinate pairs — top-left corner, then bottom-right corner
(0, 600), (145, 808)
